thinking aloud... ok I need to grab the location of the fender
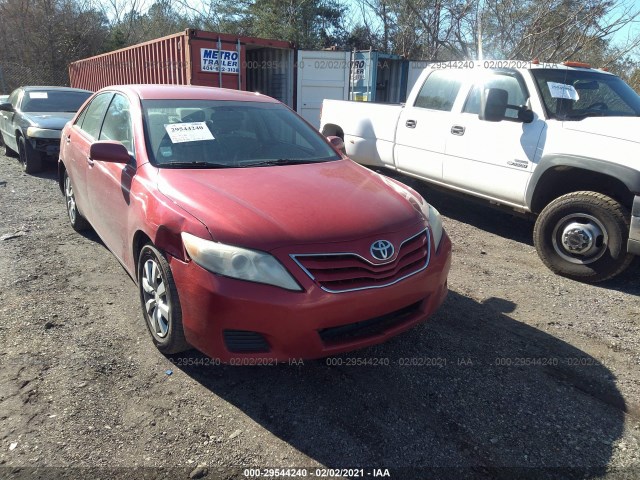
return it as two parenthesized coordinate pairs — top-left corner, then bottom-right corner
(526, 155), (640, 209)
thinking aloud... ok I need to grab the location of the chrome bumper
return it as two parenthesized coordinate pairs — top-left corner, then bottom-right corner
(628, 195), (640, 255)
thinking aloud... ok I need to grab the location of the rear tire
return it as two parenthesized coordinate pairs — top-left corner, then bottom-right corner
(18, 136), (43, 173)
(63, 171), (90, 232)
(138, 244), (190, 354)
(533, 191), (632, 282)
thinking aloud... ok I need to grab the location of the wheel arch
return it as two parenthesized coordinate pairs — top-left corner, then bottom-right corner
(57, 160), (66, 193)
(527, 157), (637, 214)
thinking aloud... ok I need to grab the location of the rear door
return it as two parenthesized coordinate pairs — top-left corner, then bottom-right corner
(394, 69), (464, 180)
(64, 92), (113, 217)
(296, 50), (350, 128)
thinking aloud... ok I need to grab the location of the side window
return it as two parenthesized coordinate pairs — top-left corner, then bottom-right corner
(414, 70), (462, 111)
(74, 106), (89, 128)
(99, 94), (134, 153)
(79, 93), (113, 139)
(464, 73), (529, 119)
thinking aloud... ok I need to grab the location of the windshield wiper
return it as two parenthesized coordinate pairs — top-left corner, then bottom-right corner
(160, 161), (230, 169)
(245, 159), (322, 167)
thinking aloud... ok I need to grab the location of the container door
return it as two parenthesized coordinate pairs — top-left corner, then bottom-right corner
(296, 50), (350, 128)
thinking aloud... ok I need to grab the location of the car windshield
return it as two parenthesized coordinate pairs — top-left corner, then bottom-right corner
(21, 90), (91, 113)
(531, 69), (640, 120)
(142, 99), (341, 168)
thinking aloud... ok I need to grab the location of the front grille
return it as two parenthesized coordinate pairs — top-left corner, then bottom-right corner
(291, 229), (430, 293)
(319, 301), (422, 345)
(223, 330), (270, 353)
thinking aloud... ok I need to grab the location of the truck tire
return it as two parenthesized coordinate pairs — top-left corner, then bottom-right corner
(18, 136), (43, 174)
(533, 191), (632, 282)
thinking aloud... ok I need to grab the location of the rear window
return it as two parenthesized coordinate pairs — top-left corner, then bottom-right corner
(142, 100), (341, 168)
(21, 90), (91, 113)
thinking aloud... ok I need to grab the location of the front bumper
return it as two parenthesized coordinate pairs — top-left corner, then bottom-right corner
(168, 232), (452, 362)
(27, 131), (62, 157)
(628, 195), (640, 255)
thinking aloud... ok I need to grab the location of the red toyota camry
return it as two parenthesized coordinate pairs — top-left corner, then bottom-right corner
(59, 85), (451, 362)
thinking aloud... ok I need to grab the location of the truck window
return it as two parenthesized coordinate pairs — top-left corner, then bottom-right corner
(530, 69), (640, 119)
(464, 72), (528, 119)
(414, 70), (462, 111)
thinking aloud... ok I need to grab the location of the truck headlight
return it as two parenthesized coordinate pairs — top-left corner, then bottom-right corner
(181, 233), (302, 291)
(26, 127), (60, 139)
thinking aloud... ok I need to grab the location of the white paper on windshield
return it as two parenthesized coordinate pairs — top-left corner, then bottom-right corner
(29, 92), (48, 99)
(164, 122), (214, 143)
(547, 82), (579, 101)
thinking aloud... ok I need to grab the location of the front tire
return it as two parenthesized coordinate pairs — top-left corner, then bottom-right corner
(138, 244), (190, 354)
(18, 136), (43, 173)
(533, 191), (632, 282)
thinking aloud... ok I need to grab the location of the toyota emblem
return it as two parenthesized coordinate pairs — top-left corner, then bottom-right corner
(370, 240), (394, 261)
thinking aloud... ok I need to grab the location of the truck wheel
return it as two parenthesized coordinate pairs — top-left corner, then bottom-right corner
(138, 244), (190, 354)
(18, 136), (43, 173)
(534, 192), (632, 282)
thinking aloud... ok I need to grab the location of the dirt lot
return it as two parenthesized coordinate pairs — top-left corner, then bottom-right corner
(0, 152), (639, 480)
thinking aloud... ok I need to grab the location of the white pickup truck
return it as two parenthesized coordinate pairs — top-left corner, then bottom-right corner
(320, 61), (640, 282)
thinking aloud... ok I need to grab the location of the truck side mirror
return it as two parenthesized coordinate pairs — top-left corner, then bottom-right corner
(480, 88), (508, 122)
(517, 107), (534, 123)
(327, 135), (346, 155)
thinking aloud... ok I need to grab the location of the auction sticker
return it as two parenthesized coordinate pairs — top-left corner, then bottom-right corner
(547, 82), (579, 101)
(164, 122), (214, 144)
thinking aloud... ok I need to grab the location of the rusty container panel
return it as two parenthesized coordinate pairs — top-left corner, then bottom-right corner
(69, 32), (190, 91)
(69, 30), (295, 106)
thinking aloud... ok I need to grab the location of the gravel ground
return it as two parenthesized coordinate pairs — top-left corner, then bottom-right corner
(0, 153), (639, 480)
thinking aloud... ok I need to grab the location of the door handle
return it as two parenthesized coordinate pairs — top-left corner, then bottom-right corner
(405, 119), (417, 128)
(65, 135), (71, 144)
(86, 155), (94, 167)
(451, 125), (465, 136)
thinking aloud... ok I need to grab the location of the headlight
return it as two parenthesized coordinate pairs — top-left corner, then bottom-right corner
(181, 233), (302, 291)
(427, 204), (443, 249)
(26, 127), (60, 139)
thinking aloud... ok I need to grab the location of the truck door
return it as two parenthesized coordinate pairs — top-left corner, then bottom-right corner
(444, 70), (545, 205)
(394, 69), (464, 181)
(296, 50), (350, 128)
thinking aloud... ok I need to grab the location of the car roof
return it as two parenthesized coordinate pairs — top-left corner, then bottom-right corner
(101, 84), (280, 103)
(21, 86), (92, 93)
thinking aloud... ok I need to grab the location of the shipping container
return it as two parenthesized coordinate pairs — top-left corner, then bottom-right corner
(69, 29), (295, 106)
(349, 50), (408, 103)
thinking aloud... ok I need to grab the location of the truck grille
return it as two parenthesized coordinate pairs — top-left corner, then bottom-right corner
(290, 229), (430, 293)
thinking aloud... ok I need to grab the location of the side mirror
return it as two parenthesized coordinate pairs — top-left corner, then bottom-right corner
(90, 141), (130, 163)
(0, 102), (14, 112)
(480, 88), (508, 122)
(327, 135), (346, 154)
(518, 107), (534, 123)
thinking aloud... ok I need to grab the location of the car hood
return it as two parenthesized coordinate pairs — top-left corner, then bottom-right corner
(23, 112), (75, 130)
(157, 160), (423, 251)
(562, 116), (640, 144)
